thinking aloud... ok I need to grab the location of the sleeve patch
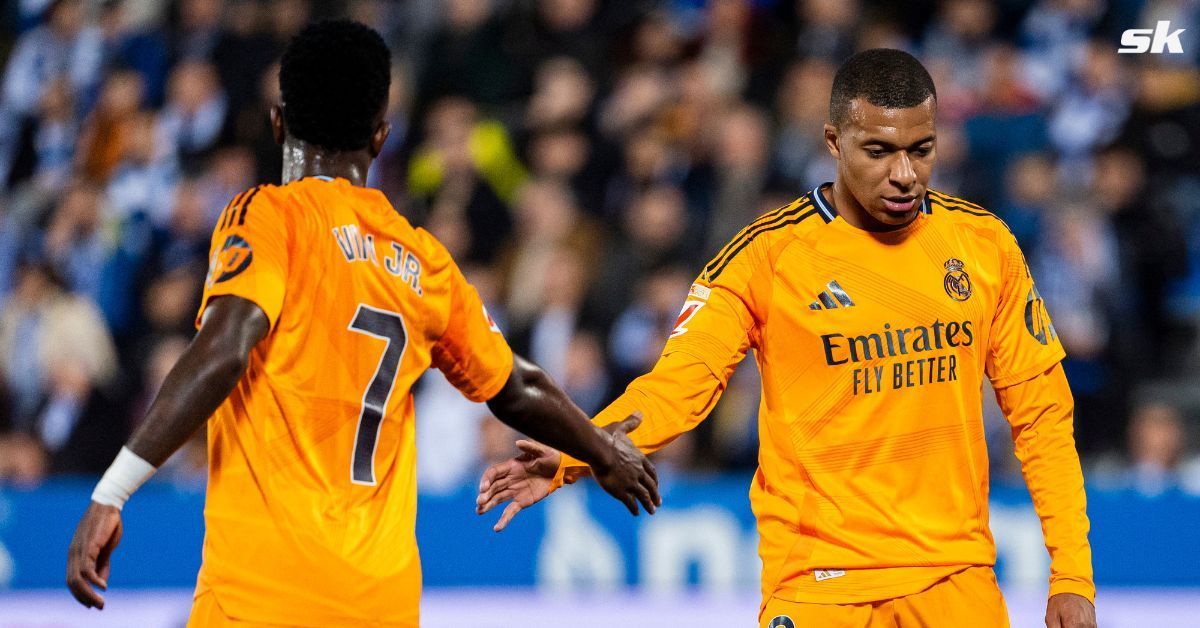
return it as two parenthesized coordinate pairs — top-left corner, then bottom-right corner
(483, 305), (502, 333)
(670, 300), (706, 338)
(206, 234), (254, 286)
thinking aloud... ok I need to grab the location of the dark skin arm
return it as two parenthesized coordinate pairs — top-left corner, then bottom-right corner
(486, 355), (659, 518)
(66, 296), (269, 609)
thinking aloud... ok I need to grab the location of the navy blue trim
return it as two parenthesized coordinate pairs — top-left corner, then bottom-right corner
(811, 184), (837, 223)
(921, 194), (932, 214)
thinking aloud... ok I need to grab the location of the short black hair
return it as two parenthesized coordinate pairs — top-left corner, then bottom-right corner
(279, 19), (391, 151)
(829, 49), (936, 127)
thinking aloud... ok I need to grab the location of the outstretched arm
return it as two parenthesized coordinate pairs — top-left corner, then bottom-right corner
(486, 354), (660, 517)
(477, 213), (777, 530)
(478, 277), (755, 530)
(995, 363), (1095, 628)
(66, 295), (269, 609)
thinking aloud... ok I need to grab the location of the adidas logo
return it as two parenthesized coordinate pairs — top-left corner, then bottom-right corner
(814, 569), (846, 581)
(809, 280), (855, 310)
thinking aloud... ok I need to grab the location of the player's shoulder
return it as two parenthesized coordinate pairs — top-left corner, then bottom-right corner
(701, 192), (824, 283)
(926, 188), (1005, 228)
(215, 183), (283, 231)
(926, 188), (1019, 247)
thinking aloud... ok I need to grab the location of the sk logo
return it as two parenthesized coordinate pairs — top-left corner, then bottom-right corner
(768, 616), (796, 628)
(1024, 285), (1057, 345)
(207, 234), (254, 286)
(943, 258), (972, 301)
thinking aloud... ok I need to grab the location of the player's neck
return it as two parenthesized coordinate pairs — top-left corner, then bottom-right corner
(281, 137), (373, 187)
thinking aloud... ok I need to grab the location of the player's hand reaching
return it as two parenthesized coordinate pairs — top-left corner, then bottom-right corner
(477, 413), (660, 531)
(589, 413), (661, 518)
(476, 439), (561, 531)
(1045, 593), (1096, 628)
(66, 502), (123, 609)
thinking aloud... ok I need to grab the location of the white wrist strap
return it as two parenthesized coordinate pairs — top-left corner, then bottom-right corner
(91, 447), (157, 510)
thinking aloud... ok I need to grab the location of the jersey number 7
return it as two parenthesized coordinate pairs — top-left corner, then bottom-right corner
(347, 304), (408, 485)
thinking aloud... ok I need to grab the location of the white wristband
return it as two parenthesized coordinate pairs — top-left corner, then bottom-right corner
(91, 447), (157, 510)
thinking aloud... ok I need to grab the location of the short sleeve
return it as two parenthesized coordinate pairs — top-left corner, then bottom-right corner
(986, 230), (1066, 388)
(430, 261), (514, 402)
(196, 186), (289, 329)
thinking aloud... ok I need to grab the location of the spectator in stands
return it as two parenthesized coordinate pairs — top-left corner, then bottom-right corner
(1127, 401), (1190, 497)
(0, 261), (118, 478)
(156, 59), (228, 167)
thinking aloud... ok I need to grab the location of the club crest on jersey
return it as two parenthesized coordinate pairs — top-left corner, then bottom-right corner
(768, 616), (796, 628)
(206, 234), (253, 286)
(671, 300), (705, 338)
(943, 258), (972, 301)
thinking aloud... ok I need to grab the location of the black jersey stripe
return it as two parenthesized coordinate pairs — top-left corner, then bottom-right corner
(704, 201), (814, 278)
(928, 189), (987, 211)
(927, 192), (1019, 235)
(704, 199), (809, 275)
(928, 190), (990, 215)
(237, 186), (264, 226)
(707, 208), (818, 281)
(220, 190), (250, 229)
(934, 198), (995, 219)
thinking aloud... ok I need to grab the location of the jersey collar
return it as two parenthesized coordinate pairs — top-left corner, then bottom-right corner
(812, 182), (933, 221)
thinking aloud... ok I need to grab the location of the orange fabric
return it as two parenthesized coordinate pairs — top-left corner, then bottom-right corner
(188, 589), (288, 627)
(194, 177), (514, 626)
(759, 566), (1010, 628)
(996, 363), (1093, 602)
(561, 187), (1092, 606)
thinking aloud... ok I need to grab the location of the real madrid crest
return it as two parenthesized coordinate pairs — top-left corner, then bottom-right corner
(943, 258), (972, 301)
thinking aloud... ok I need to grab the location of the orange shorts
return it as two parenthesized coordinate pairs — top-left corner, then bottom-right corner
(760, 566), (1010, 628)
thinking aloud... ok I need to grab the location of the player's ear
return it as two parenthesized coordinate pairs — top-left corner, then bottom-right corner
(368, 120), (391, 158)
(824, 122), (841, 159)
(269, 105), (285, 145)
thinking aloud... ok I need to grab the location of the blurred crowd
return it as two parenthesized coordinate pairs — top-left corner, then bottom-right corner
(1, 0), (1199, 496)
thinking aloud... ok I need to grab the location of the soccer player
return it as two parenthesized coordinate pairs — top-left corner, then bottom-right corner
(477, 49), (1096, 628)
(64, 20), (659, 626)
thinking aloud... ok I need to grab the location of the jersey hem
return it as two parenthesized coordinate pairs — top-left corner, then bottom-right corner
(770, 564), (976, 605)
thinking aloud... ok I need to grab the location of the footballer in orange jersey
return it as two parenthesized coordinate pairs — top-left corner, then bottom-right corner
(65, 20), (659, 627)
(478, 49), (1096, 628)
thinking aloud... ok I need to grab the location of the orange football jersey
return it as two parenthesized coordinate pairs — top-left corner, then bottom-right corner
(560, 185), (1092, 609)
(194, 176), (513, 626)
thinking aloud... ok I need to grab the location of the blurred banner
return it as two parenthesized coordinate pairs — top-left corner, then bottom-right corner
(2, 476), (1200, 591)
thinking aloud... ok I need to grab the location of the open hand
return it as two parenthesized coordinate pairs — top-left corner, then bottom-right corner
(476, 413), (661, 531)
(1045, 592), (1096, 628)
(66, 502), (123, 609)
(477, 439), (562, 531)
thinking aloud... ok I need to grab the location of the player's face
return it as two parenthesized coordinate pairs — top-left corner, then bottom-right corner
(826, 97), (936, 229)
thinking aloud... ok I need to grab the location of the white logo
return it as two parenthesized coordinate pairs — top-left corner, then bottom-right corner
(808, 280), (855, 310)
(814, 569), (846, 581)
(1119, 21), (1186, 54)
(670, 300), (706, 338)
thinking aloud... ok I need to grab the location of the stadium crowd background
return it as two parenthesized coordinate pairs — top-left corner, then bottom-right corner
(0, 0), (1198, 499)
